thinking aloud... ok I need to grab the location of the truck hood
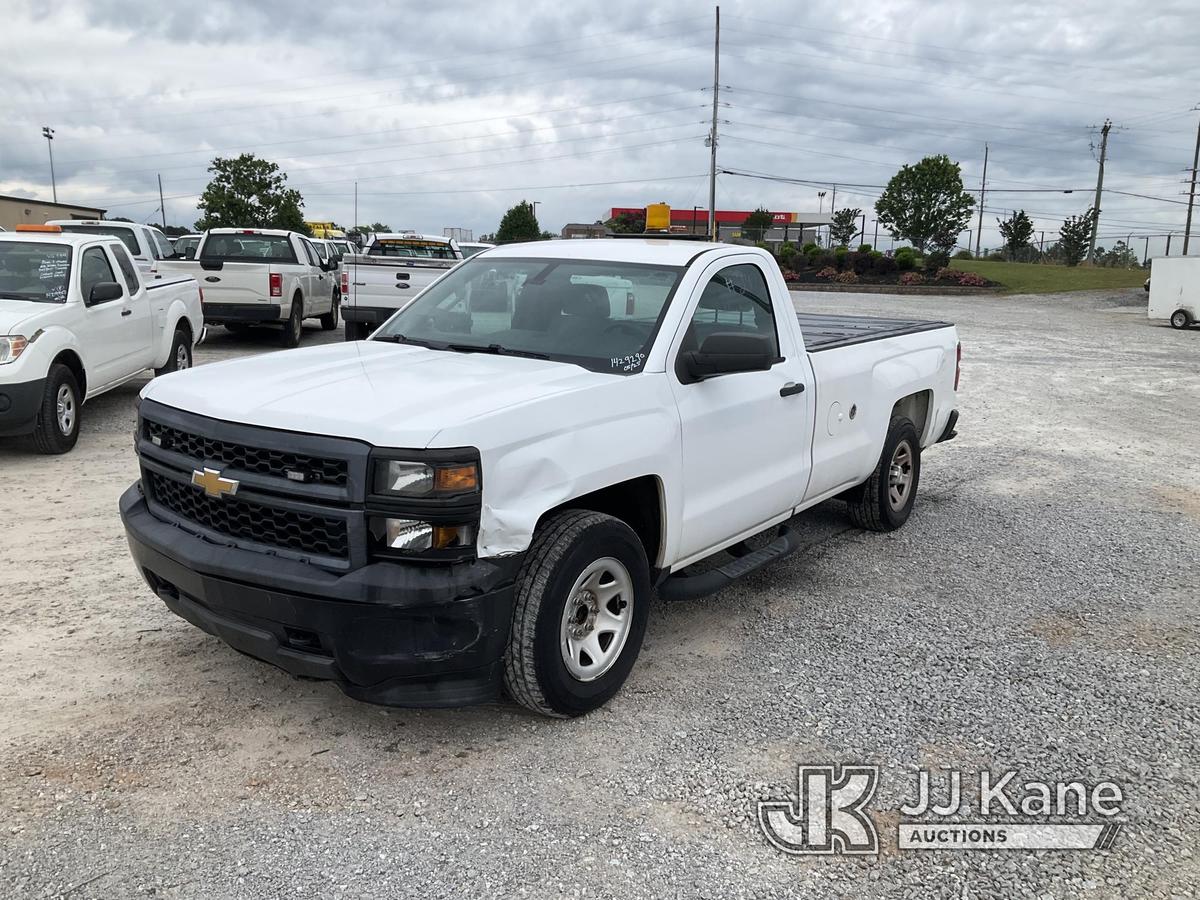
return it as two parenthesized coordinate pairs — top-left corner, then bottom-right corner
(0, 299), (60, 336)
(141, 340), (617, 448)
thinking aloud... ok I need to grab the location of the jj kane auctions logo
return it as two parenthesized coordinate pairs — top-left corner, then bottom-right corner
(758, 765), (1124, 854)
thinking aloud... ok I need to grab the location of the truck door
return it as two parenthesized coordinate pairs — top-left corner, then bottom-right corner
(299, 238), (329, 313)
(667, 258), (812, 563)
(109, 244), (155, 370)
(79, 246), (137, 388)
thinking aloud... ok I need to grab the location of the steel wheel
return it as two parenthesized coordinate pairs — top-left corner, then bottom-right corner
(1170, 309), (1191, 329)
(56, 383), (76, 436)
(175, 342), (190, 370)
(887, 440), (914, 512)
(559, 557), (634, 682)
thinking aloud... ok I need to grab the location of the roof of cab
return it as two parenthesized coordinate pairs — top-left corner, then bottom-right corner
(480, 237), (735, 267)
(206, 227), (297, 236)
(0, 230), (121, 247)
(372, 232), (454, 243)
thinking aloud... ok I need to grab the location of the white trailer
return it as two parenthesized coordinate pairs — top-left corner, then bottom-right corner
(1147, 257), (1200, 329)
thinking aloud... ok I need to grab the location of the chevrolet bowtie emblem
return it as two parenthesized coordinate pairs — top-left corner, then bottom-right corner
(191, 467), (239, 499)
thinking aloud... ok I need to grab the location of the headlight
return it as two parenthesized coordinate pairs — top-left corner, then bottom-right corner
(372, 459), (479, 496)
(370, 518), (476, 554)
(0, 335), (28, 365)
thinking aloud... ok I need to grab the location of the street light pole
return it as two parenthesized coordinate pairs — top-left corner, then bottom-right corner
(42, 126), (57, 203)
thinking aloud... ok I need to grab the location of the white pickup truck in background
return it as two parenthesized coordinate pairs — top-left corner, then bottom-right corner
(0, 225), (203, 453)
(158, 228), (339, 347)
(121, 237), (960, 717)
(47, 219), (175, 275)
(341, 232), (463, 340)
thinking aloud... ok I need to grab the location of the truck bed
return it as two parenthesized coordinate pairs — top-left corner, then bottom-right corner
(796, 313), (954, 351)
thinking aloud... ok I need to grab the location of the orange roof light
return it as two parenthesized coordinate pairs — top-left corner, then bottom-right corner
(15, 224), (62, 233)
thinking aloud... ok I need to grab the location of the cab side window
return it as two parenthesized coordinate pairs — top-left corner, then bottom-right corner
(110, 245), (141, 294)
(684, 263), (780, 357)
(301, 240), (321, 267)
(80, 247), (121, 305)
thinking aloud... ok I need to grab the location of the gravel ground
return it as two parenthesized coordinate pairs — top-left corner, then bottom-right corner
(1, 292), (1197, 899)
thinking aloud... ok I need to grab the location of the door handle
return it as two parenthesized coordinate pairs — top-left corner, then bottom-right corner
(395, 283), (410, 289)
(121, 308), (133, 317)
(779, 382), (805, 397)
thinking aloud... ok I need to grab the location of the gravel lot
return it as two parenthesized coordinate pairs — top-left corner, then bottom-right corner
(2, 290), (1197, 899)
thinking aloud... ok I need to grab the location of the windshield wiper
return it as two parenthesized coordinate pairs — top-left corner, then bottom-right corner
(0, 292), (52, 302)
(373, 333), (446, 349)
(446, 342), (550, 360)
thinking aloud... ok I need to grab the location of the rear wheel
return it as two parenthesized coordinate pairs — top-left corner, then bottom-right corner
(32, 363), (81, 455)
(844, 416), (921, 532)
(155, 327), (192, 376)
(319, 295), (340, 331)
(280, 296), (303, 348)
(1170, 309), (1192, 330)
(503, 511), (651, 717)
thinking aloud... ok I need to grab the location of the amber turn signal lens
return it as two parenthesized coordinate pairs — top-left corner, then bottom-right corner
(434, 464), (478, 492)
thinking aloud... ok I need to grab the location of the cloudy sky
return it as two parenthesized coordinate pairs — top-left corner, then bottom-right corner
(1, 0), (1197, 254)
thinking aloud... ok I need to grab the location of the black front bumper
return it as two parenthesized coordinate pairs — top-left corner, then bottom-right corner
(202, 302), (283, 323)
(0, 377), (45, 437)
(120, 484), (519, 707)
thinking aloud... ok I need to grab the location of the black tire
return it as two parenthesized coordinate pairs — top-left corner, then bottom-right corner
(503, 510), (652, 718)
(155, 326), (192, 376)
(319, 295), (340, 331)
(32, 363), (81, 455)
(280, 295), (303, 348)
(344, 320), (367, 342)
(1170, 309), (1192, 330)
(844, 415), (921, 532)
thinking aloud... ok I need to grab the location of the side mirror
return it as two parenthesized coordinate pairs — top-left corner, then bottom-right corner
(680, 332), (775, 382)
(88, 281), (124, 305)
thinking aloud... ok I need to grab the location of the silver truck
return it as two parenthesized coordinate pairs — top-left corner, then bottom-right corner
(341, 232), (463, 340)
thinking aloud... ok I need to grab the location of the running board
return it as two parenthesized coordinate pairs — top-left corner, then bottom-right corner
(658, 526), (800, 602)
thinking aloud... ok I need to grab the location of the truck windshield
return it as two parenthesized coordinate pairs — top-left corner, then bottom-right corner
(0, 242), (72, 303)
(57, 224), (139, 255)
(200, 234), (297, 263)
(372, 257), (683, 374)
(368, 238), (457, 260)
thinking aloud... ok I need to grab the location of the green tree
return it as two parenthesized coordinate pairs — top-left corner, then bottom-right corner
(496, 201), (543, 243)
(349, 222), (391, 238)
(742, 207), (774, 242)
(1057, 208), (1094, 267)
(997, 210), (1035, 260)
(1102, 239), (1138, 268)
(875, 155), (975, 252)
(829, 207), (862, 247)
(194, 154), (307, 232)
(605, 211), (645, 234)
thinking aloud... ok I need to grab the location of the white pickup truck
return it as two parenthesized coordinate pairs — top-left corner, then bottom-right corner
(0, 226), (203, 453)
(47, 219), (175, 275)
(341, 232), (463, 340)
(158, 229), (339, 347)
(119, 239), (960, 716)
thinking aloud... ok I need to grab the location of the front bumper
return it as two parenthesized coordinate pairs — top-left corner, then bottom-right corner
(342, 305), (396, 325)
(202, 302), (283, 324)
(0, 377), (45, 437)
(120, 484), (519, 707)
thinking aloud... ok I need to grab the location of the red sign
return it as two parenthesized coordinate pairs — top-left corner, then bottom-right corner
(610, 208), (799, 225)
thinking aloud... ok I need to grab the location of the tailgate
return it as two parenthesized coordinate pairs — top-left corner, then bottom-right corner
(344, 257), (455, 310)
(197, 262), (274, 305)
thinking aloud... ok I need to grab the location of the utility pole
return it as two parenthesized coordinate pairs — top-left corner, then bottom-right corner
(829, 185), (837, 247)
(1166, 233), (1173, 256)
(859, 212), (866, 245)
(974, 143), (988, 258)
(41, 126), (57, 203)
(873, 219), (879, 247)
(1183, 109), (1199, 255)
(707, 5), (720, 241)
(1143, 236), (1150, 266)
(157, 174), (167, 229)
(1087, 119), (1112, 263)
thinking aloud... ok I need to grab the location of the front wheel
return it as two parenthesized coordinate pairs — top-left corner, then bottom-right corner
(32, 363), (81, 454)
(503, 511), (651, 717)
(155, 327), (192, 376)
(1170, 309), (1192, 330)
(844, 415), (922, 532)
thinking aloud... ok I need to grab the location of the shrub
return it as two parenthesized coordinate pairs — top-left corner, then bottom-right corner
(895, 247), (918, 271)
(872, 255), (898, 276)
(857, 243), (873, 253)
(834, 246), (850, 271)
(935, 266), (958, 281)
(956, 271), (988, 287)
(899, 271), (924, 286)
(987, 251), (1006, 262)
(779, 268), (800, 282)
(801, 242), (819, 255)
(779, 242), (797, 265)
(815, 251), (837, 270)
(816, 266), (838, 279)
(834, 270), (859, 284)
(953, 249), (974, 260)
(925, 250), (951, 271)
(849, 251), (873, 275)
(869, 250), (883, 259)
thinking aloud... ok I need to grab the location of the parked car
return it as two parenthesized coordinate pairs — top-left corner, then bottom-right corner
(459, 241), (496, 258)
(158, 229), (338, 347)
(0, 225), (203, 453)
(120, 238), (960, 716)
(47, 219), (175, 275)
(326, 237), (358, 260)
(170, 234), (203, 260)
(1147, 257), (1198, 329)
(341, 232), (463, 340)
